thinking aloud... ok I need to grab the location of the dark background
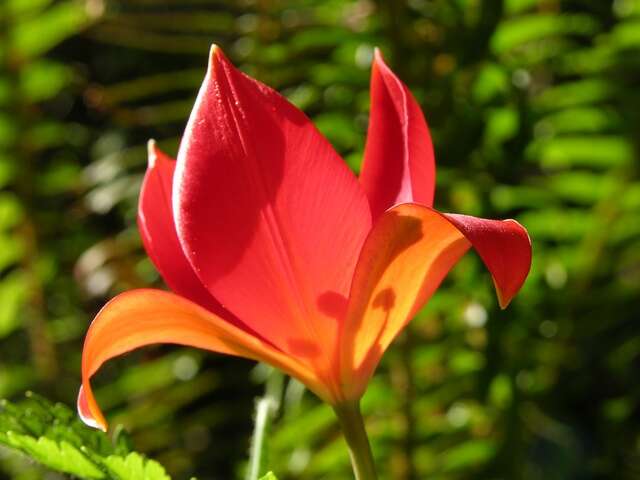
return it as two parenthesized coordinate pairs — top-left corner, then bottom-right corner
(1, 0), (639, 478)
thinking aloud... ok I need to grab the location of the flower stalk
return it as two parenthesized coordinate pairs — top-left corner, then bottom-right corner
(334, 401), (378, 480)
(246, 397), (273, 480)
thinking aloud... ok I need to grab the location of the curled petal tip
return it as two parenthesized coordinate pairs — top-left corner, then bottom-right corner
(496, 288), (511, 310)
(504, 218), (533, 247)
(493, 218), (532, 310)
(494, 219), (532, 309)
(77, 385), (108, 432)
(440, 214), (531, 310)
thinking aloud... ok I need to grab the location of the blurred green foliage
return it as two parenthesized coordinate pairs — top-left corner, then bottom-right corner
(1, 0), (639, 479)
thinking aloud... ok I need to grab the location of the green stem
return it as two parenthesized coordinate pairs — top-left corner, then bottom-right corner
(334, 401), (378, 480)
(246, 368), (283, 480)
(246, 397), (272, 480)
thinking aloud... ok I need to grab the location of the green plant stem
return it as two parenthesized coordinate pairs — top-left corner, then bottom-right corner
(246, 397), (272, 480)
(334, 401), (378, 480)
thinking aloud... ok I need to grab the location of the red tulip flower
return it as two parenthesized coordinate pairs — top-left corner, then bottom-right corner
(78, 45), (530, 478)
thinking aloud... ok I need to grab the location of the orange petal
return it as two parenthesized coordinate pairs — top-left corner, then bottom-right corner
(339, 204), (469, 399)
(339, 204), (531, 399)
(79, 289), (328, 431)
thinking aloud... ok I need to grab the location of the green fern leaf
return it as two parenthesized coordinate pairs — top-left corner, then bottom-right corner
(0, 393), (171, 480)
(258, 473), (278, 480)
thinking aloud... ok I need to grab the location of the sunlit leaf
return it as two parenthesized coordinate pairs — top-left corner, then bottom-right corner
(9, 1), (99, 60)
(484, 107), (519, 145)
(534, 79), (616, 110)
(258, 473), (278, 480)
(313, 112), (361, 151)
(0, 394), (172, 479)
(6, 0), (53, 17)
(442, 439), (496, 472)
(0, 114), (18, 149)
(611, 19), (640, 48)
(531, 136), (633, 169)
(548, 171), (617, 204)
(20, 60), (72, 102)
(0, 272), (28, 338)
(492, 14), (599, 54)
(537, 107), (620, 134)
(472, 63), (509, 104)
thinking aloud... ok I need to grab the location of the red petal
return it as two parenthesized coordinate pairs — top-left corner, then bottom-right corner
(138, 141), (223, 315)
(339, 204), (531, 399)
(359, 49), (436, 219)
(173, 46), (371, 382)
(443, 213), (531, 309)
(79, 289), (328, 431)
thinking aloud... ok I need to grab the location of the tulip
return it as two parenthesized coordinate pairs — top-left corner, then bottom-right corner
(78, 45), (531, 479)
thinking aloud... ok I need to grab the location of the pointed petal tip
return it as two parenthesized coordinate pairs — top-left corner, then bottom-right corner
(77, 385), (108, 432)
(361, 45), (437, 215)
(146, 139), (157, 168)
(208, 43), (226, 69)
(146, 140), (175, 170)
(373, 47), (386, 66)
(494, 218), (531, 309)
(176, 37), (373, 377)
(206, 44), (233, 81)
